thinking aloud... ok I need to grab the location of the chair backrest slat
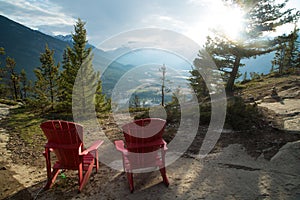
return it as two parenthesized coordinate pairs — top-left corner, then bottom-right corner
(41, 120), (84, 168)
(122, 118), (166, 153)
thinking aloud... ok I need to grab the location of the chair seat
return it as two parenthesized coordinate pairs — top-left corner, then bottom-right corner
(53, 153), (95, 171)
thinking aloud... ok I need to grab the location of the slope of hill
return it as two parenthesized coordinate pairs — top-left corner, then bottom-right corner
(238, 74), (300, 132)
(0, 15), (132, 96)
(0, 15), (70, 80)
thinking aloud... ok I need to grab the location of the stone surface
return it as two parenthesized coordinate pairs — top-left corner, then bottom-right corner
(258, 99), (300, 131)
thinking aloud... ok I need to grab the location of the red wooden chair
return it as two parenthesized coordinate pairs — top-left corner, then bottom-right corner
(114, 118), (169, 193)
(40, 120), (103, 192)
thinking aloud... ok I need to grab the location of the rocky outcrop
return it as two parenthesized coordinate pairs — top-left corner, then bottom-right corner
(257, 84), (300, 132)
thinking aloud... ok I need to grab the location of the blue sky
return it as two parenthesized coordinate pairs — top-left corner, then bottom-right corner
(1, 0), (299, 49)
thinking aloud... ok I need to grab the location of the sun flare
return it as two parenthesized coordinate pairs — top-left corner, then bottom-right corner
(207, 3), (244, 40)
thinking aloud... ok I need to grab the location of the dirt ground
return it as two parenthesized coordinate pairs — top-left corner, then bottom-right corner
(0, 75), (300, 200)
(1, 109), (300, 199)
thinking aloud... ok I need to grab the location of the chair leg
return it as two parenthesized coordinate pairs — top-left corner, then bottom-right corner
(44, 168), (60, 190)
(159, 167), (169, 187)
(95, 151), (99, 172)
(79, 160), (95, 192)
(126, 172), (134, 193)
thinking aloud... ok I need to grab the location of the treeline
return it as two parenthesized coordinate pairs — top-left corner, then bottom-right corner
(0, 19), (110, 114)
(0, 49), (31, 102)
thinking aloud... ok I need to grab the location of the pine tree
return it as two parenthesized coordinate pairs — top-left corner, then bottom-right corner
(72, 53), (100, 119)
(129, 94), (140, 109)
(272, 26), (299, 74)
(0, 47), (6, 98)
(189, 69), (209, 102)
(283, 26), (298, 72)
(242, 71), (248, 82)
(59, 19), (91, 112)
(206, 0), (299, 94)
(34, 45), (59, 110)
(0, 47), (4, 68)
(160, 64), (166, 106)
(60, 18), (109, 116)
(58, 49), (73, 110)
(20, 69), (28, 99)
(296, 51), (300, 70)
(95, 77), (110, 112)
(189, 50), (223, 101)
(5, 57), (19, 100)
(272, 36), (287, 74)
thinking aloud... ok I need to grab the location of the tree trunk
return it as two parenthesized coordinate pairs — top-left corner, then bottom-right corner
(13, 80), (18, 100)
(50, 79), (54, 110)
(226, 56), (241, 95)
(161, 65), (166, 106)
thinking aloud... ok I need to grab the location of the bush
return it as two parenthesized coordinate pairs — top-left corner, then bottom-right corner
(136, 96), (262, 131)
(225, 96), (262, 130)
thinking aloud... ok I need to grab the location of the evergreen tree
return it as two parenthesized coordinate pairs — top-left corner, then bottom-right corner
(0, 47), (6, 98)
(129, 94), (140, 109)
(0, 47), (4, 55)
(72, 53), (102, 118)
(272, 36), (287, 74)
(296, 51), (300, 70)
(289, 26), (300, 70)
(272, 26), (299, 73)
(60, 18), (109, 116)
(189, 50), (223, 101)
(0, 47), (5, 67)
(58, 49), (73, 110)
(242, 71), (248, 82)
(189, 69), (209, 102)
(59, 19), (91, 111)
(206, 0), (299, 94)
(160, 64), (166, 106)
(5, 57), (19, 100)
(20, 69), (28, 99)
(34, 45), (59, 110)
(95, 77), (110, 112)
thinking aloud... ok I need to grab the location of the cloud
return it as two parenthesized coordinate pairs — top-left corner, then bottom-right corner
(0, 0), (212, 46)
(0, 0), (76, 35)
(141, 14), (186, 31)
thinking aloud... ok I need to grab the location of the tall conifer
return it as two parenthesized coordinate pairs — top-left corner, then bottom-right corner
(59, 19), (109, 115)
(34, 45), (59, 110)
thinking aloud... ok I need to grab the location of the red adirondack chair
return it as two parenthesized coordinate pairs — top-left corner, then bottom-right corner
(114, 118), (169, 193)
(40, 120), (103, 192)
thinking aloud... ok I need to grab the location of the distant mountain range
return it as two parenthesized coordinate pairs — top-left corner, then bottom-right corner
(0, 15), (69, 80)
(0, 15), (132, 96)
(0, 15), (191, 101)
(1, 14), (291, 101)
(54, 34), (73, 42)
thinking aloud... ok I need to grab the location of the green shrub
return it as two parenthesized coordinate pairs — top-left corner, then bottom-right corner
(225, 96), (261, 130)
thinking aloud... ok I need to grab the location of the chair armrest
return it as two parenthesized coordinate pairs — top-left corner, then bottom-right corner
(114, 140), (128, 153)
(43, 147), (54, 156)
(45, 143), (79, 149)
(162, 139), (168, 151)
(80, 140), (103, 155)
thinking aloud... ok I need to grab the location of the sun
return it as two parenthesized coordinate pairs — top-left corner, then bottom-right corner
(206, 3), (244, 40)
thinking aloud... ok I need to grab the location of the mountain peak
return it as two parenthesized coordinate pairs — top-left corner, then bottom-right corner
(54, 34), (73, 42)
